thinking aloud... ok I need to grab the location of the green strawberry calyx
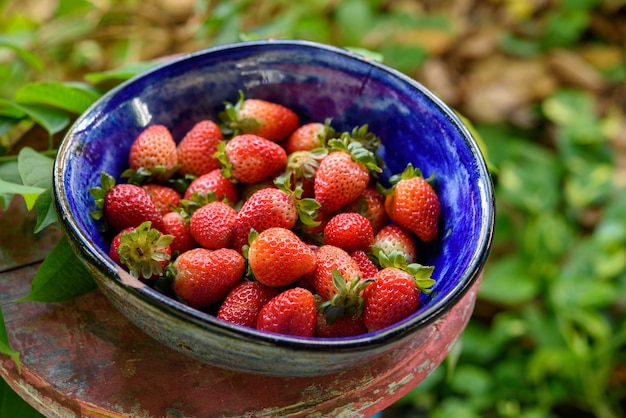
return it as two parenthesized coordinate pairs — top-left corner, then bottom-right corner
(371, 246), (435, 293)
(218, 90), (261, 138)
(380, 162), (436, 196)
(274, 172), (321, 227)
(317, 269), (373, 325)
(89, 171), (116, 221)
(327, 135), (382, 176)
(117, 221), (174, 280)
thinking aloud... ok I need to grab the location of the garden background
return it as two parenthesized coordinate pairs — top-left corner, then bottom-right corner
(1, 0), (625, 417)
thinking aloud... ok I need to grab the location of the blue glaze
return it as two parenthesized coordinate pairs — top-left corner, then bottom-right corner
(53, 40), (495, 376)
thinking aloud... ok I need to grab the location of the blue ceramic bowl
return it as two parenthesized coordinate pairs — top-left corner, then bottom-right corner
(53, 40), (494, 376)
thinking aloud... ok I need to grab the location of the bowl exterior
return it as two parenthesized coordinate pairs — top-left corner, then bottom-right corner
(54, 40), (494, 376)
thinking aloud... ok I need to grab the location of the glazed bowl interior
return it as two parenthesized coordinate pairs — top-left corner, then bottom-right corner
(54, 40), (494, 351)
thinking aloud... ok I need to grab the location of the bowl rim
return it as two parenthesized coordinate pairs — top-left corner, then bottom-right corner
(53, 39), (495, 351)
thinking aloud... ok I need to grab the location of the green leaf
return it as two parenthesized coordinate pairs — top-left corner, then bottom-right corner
(18, 147), (54, 189)
(32, 189), (58, 233)
(19, 238), (97, 303)
(14, 81), (101, 114)
(0, 99), (70, 136)
(0, 37), (44, 71)
(0, 308), (21, 374)
(0, 178), (45, 210)
(480, 257), (541, 305)
(84, 61), (159, 85)
(0, 377), (44, 417)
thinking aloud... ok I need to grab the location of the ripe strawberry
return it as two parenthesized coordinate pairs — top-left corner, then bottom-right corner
(383, 163), (440, 242)
(220, 92), (300, 142)
(232, 187), (297, 251)
(350, 249), (378, 279)
(247, 227), (317, 287)
(284, 119), (335, 154)
(314, 137), (381, 213)
(313, 245), (362, 301)
(323, 212), (374, 252)
(172, 247), (245, 309)
(316, 311), (367, 338)
(90, 172), (165, 232)
(183, 169), (238, 204)
(177, 120), (224, 177)
(216, 134), (287, 184)
(343, 186), (388, 234)
(109, 221), (173, 282)
(217, 281), (280, 328)
(372, 224), (417, 265)
(142, 183), (182, 216)
(161, 211), (197, 254)
(256, 287), (317, 337)
(189, 201), (237, 250)
(128, 124), (179, 181)
(362, 267), (421, 332)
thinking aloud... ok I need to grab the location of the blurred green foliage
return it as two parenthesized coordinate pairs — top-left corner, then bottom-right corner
(1, 0), (625, 417)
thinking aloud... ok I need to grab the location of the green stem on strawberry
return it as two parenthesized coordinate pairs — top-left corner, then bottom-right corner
(317, 269), (373, 325)
(371, 246), (435, 293)
(274, 172), (321, 227)
(327, 135), (382, 177)
(117, 221), (174, 280)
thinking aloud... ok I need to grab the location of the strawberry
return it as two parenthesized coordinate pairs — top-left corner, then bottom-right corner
(312, 245), (363, 301)
(90, 172), (165, 232)
(216, 134), (287, 184)
(232, 177), (320, 251)
(383, 163), (440, 242)
(372, 224), (417, 265)
(216, 281), (280, 328)
(362, 267), (421, 332)
(247, 227), (317, 287)
(171, 247), (245, 309)
(161, 211), (197, 255)
(314, 137), (381, 213)
(323, 212), (374, 252)
(316, 311), (367, 338)
(256, 287), (317, 337)
(177, 120), (224, 177)
(284, 119), (335, 154)
(142, 183), (182, 216)
(189, 201), (238, 250)
(109, 221), (173, 282)
(220, 91), (300, 142)
(350, 249), (378, 279)
(343, 186), (388, 234)
(183, 169), (238, 204)
(127, 124), (179, 181)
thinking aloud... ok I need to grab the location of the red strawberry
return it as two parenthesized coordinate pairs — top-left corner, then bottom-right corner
(247, 227), (317, 287)
(350, 249), (378, 279)
(172, 247), (245, 309)
(383, 163), (440, 242)
(177, 120), (224, 177)
(323, 212), (374, 252)
(314, 137), (381, 213)
(109, 221), (173, 282)
(184, 169), (238, 204)
(142, 183), (182, 216)
(256, 287), (317, 337)
(372, 224), (417, 265)
(220, 92), (300, 142)
(128, 124), (178, 181)
(284, 119), (335, 154)
(217, 281), (280, 328)
(362, 267), (421, 332)
(90, 172), (165, 232)
(189, 201), (238, 250)
(161, 211), (197, 254)
(234, 182), (317, 250)
(316, 311), (367, 338)
(217, 134), (287, 184)
(343, 186), (389, 234)
(313, 245), (362, 301)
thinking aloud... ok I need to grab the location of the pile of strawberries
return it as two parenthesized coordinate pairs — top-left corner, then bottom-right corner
(89, 92), (441, 338)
